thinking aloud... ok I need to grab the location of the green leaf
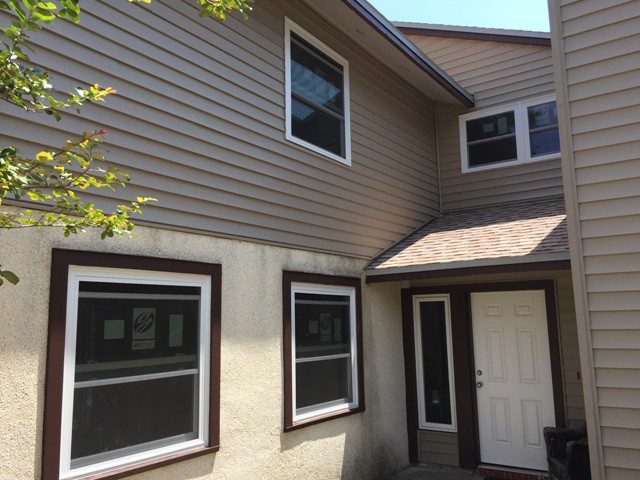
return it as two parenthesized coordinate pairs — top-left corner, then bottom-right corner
(0, 270), (19, 285)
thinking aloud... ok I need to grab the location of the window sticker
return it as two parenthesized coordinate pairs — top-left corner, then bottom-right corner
(169, 314), (184, 348)
(320, 312), (332, 343)
(132, 308), (156, 350)
(104, 319), (125, 340)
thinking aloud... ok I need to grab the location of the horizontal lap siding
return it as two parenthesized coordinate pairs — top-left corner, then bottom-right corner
(418, 431), (459, 466)
(1, 0), (439, 258)
(553, 0), (640, 478)
(406, 34), (563, 211)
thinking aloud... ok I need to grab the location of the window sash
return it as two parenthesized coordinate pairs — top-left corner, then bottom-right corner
(459, 94), (560, 172)
(290, 283), (358, 422)
(59, 266), (212, 480)
(413, 294), (457, 432)
(284, 17), (351, 166)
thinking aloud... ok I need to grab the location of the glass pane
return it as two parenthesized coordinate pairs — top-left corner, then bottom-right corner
(530, 127), (560, 157)
(468, 136), (517, 167)
(420, 301), (452, 426)
(466, 111), (515, 142)
(71, 375), (198, 464)
(291, 34), (343, 115)
(291, 97), (344, 156)
(295, 292), (351, 358)
(528, 101), (558, 129)
(75, 282), (200, 381)
(296, 358), (350, 409)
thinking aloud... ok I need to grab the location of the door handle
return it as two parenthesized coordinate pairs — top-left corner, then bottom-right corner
(476, 381), (483, 388)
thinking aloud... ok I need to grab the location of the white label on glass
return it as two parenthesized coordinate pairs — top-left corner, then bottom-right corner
(104, 319), (124, 340)
(132, 307), (155, 350)
(169, 314), (183, 347)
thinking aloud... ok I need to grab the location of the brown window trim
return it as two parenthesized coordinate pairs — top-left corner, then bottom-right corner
(42, 249), (222, 480)
(282, 271), (365, 431)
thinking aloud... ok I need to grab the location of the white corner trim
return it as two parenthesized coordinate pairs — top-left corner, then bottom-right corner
(284, 17), (352, 166)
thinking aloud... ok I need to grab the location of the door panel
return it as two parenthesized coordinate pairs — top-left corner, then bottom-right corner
(471, 291), (555, 471)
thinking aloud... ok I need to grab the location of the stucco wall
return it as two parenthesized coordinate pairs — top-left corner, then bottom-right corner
(0, 221), (408, 480)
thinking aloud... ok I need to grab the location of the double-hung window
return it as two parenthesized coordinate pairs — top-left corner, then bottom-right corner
(283, 272), (363, 430)
(43, 250), (221, 480)
(459, 94), (560, 172)
(284, 18), (351, 165)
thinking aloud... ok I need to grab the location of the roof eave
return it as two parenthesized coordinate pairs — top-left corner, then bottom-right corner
(340, 0), (475, 107)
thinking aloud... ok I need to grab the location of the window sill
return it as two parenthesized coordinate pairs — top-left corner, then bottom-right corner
(73, 445), (218, 480)
(284, 405), (365, 432)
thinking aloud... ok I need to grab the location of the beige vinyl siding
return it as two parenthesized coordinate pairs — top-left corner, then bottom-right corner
(418, 431), (459, 466)
(406, 35), (555, 109)
(435, 103), (565, 211)
(0, 0), (439, 259)
(549, 0), (640, 478)
(412, 269), (584, 466)
(404, 34), (563, 211)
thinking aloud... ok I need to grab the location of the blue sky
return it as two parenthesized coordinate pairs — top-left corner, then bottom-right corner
(368, 0), (551, 32)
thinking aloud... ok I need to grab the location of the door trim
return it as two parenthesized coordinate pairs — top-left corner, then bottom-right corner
(401, 280), (565, 469)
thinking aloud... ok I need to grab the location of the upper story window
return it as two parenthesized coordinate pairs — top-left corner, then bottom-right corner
(459, 94), (560, 173)
(283, 272), (364, 430)
(284, 18), (351, 166)
(42, 250), (221, 480)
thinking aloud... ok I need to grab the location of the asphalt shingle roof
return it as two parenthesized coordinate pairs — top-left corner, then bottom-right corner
(368, 198), (568, 271)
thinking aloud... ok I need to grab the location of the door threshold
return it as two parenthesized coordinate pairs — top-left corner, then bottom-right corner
(476, 464), (548, 480)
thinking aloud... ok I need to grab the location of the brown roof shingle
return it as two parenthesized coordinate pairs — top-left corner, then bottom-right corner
(367, 198), (568, 271)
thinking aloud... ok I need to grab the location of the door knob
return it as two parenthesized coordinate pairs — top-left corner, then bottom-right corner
(476, 381), (483, 388)
(476, 369), (482, 376)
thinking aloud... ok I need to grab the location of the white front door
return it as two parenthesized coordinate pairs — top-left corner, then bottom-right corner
(471, 290), (556, 471)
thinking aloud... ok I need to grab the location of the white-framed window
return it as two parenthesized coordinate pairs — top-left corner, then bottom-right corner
(290, 282), (359, 423)
(459, 94), (560, 173)
(59, 266), (211, 479)
(413, 294), (457, 432)
(284, 17), (351, 166)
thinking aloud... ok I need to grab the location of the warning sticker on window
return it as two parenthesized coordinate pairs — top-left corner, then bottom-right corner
(132, 308), (156, 350)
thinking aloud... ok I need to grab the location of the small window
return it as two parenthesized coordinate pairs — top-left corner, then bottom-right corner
(413, 295), (456, 432)
(524, 98), (560, 161)
(465, 110), (518, 168)
(285, 18), (351, 165)
(283, 272), (363, 430)
(43, 250), (221, 480)
(459, 94), (560, 173)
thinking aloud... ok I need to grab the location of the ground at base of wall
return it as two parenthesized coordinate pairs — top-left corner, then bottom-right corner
(386, 465), (482, 480)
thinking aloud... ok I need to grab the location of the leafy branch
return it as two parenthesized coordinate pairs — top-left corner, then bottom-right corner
(0, 0), (253, 286)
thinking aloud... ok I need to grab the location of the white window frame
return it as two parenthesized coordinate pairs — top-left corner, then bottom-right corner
(290, 282), (359, 423)
(459, 94), (559, 173)
(59, 266), (212, 480)
(413, 294), (457, 433)
(284, 17), (352, 166)
(522, 93), (561, 163)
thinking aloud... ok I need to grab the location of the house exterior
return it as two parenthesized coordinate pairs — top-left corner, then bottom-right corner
(0, 1), (637, 480)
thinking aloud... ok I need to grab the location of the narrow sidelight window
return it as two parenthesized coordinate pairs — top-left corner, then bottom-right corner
(283, 272), (363, 430)
(413, 294), (456, 432)
(43, 250), (221, 480)
(284, 18), (351, 165)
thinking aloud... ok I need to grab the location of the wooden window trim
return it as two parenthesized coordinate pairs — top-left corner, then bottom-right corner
(282, 271), (364, 431)
(42, 249), (222, 480)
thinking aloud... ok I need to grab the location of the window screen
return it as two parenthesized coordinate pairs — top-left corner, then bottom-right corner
(292, 288), (357, 418)
(289, 32), (346, 158)
(465, 110), (518, 168)
(69, 280), (204, 470)
(527, 100), (560, 157)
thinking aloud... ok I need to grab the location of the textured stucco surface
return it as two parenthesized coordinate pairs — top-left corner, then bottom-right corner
(0, 222), (409, 480)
